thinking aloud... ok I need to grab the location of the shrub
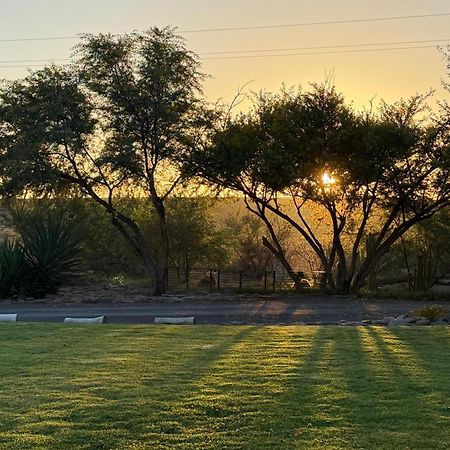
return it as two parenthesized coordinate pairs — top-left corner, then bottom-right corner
(21, 212), (81, 297)
(0, 211), (81, 298)
(0, 239), (28, 298)
(409, 304), (448, 322)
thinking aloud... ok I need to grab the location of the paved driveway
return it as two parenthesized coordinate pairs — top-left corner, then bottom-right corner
(1, 296), (448, 324)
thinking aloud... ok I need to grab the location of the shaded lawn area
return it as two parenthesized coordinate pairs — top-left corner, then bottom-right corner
(0, 325), (449, 450)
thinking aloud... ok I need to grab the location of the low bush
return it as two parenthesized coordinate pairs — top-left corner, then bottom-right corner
(0, 212), (81, 298)
(409, 304), (448, 322)
(0, 239), (28, 297)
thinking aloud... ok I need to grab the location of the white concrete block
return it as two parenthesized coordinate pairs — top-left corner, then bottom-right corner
(64, 316), (104, 324)
(154, 317), (195, 325)
(0, 313), (17, 322)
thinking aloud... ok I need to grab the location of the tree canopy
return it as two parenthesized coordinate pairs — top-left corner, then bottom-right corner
(190, 84), (450, 291)
(0, 27), (208, 294)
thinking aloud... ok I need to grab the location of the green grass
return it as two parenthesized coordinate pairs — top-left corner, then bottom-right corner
(0, 325), (449, 449)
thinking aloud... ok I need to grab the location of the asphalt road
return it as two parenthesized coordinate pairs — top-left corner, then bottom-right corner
(1, 297), (447, 324)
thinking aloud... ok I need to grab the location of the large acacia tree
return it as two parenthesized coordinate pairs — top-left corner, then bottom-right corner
(0, 28), (208, 294)
(191, 84), (450, 292)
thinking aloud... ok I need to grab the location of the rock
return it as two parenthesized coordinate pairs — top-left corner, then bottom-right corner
(228, 320), (244, 325)
(390, 316), (416, 326)
(339, 321), (362, 326)
(415, 319), (430, 325)
(372, 319), (389, 325)
(433, 319), (447, 325)
(166, 297), (184, 303)
(361, 319), (372, 325)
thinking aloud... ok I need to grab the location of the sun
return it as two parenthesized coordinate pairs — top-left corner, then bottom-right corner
(321, 172), (336, 185)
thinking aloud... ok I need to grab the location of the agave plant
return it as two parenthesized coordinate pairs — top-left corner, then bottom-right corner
(18, 212), (82, 297)
(0, 238), (28, 298)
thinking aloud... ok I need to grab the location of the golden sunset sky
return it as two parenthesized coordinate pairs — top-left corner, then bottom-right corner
(1, 0), (450, 109)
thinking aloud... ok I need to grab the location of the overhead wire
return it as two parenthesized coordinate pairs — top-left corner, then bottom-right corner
(0, 12), (449, 69)
(0, 11), (449, 42)
(202, 44), (447, 60)
(179, 12), (450, 33)
(0, 41), (448, 68)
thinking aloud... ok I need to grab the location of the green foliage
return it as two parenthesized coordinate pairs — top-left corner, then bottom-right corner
(224, 214), (272, 272)
(0, 209), (81, 298)
(0, 239), (28, 297)
(0, 28), (210, 294)
(409, 304), (448, 321)
(17, 212), (81, 297)
(166, 197), (229, 269)
(191, 84), (450, 292)
(224, 213), (292, 273)
(13, 198), (229, 279)
(378, 208), (450, 291)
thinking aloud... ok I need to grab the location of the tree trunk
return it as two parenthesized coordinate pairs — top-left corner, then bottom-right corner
(262, 236), (302, 289)
(151, 196), (169, 295)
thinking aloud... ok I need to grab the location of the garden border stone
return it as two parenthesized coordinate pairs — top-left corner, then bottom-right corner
(64, 316), (105, 324)
(154, 317), (195, 325)
(0, 313), (17, 322)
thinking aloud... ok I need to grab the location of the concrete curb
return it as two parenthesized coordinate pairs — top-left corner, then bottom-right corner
(64, 316), (105, 324)
(0, 313), (17, 322)
(154, 317), (195, 325)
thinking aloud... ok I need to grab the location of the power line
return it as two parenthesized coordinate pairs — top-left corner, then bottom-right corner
(179, 12), (450, 33)
(0, 12), (450, 43)
(202, 44), (445, 61)
(0, 43), (446, 68)
(0, 36), (78, 43)
(0, 58), (69, 64)
(0, 37), (449, 66)
(199, 37), (450, 55)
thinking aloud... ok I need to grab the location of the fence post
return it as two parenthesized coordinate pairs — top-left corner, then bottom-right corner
(209, 269), (214, 292)
(264, 270), (268, 290)
(217, 269), (221, 291)
(272, 270), (276, 292)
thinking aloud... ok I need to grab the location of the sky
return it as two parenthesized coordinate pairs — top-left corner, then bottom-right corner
(1, 0), (450, 110)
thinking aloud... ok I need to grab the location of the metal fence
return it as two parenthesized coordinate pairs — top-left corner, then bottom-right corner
(167, 267), (324, 292)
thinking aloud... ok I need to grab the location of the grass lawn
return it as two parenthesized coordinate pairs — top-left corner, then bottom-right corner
(0, 325), (449, 450)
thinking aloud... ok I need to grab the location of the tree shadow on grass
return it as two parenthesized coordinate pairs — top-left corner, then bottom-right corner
(140, 326), (328, 449)
(361, 327), (449, 449)
(0, 325), (258, 449)
(384, 326), (450, 386)
(263, 326), (449, 450)
(261, 327), (366, 450)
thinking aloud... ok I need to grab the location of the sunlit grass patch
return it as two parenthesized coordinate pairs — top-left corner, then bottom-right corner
(0, 324), (449, 449)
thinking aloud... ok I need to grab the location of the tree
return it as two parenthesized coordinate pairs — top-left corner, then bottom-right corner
(166, 197), (229, 271)
(190, 84), (450, 292)
(0, 28), (208, 294)
(386, 207), (450, 291)
(224, 212), (292, 274)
